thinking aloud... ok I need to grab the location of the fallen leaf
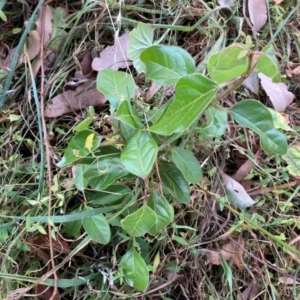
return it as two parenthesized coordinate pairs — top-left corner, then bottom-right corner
(203, 238), (245, 269)
(35, 5), (53, 45)
(248, 0), (267, 32)
(218, 0), (236, 6)
(80, 51), (96, 77)
(35, 285), (61, 300)
(278, 276), (300, 285)
(243, 72), (259, 94)
(238, 281), (260, 300)
(291, 65), (300, 75)
(258, 73), (294, 112)
(273, 0), (284, 4)
(220, 171), (258, 208)
(231, 149), (260, 182)
(45, 80), (107, 117)
(145, 81), (161, 102)
(92, 33), (132, 71)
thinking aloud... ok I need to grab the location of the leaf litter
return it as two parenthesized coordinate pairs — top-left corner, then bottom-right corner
(248, 0), (267, 31)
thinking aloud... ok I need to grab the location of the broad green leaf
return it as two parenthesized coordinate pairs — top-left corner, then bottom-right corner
(198, 107), (228, 138)
(121, 205), (156, 237)
(170, 147), (202, 183)
(63, 130), (101, 165)
(120, 249), (149, 291)
(159, 162), (190, 204)
(255, 45), (280, 82)
(268, 108), (293, 131)
(140, 45), (195, 85)
(127, 22), (153, 73)
(82, 207), (110, 244)
(90, 185), (131, 205)
(207, 44), (249, 83)
(230, 100), (287, 154)
(74, 164), (89, 191)
(150, 74), (217, 135)
(147, 192), (174, 235)
(64, 210), (82, 238)
(282, 144), (300, 176)
(73, 117), (93, 132)
(83, 157), (129, 190)
(116, 101), (143, 129)
(97, 69), (136, 109)
(121, 131), (158, 178)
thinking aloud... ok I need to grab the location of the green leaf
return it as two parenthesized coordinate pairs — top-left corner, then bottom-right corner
(207, 44), (249, 83)
(150, 74), (217, 135)
(74, 164), (89, 191)
(82, 208), (111, 244)
(121, 205), (157, 237)
(268, 108), (292, 131)
(147, 192), (174, 235)
(83, 157), (129, 190)
(97, 69), (136, 109)
(230, 100), (287, 154)
(73, 117), (93, 132)
(64, 210), (82, 238)
(140, 45), (195, 85)
(282, 145), (300, 176)
(170, 147), (202, 183)
(128, 22), (153, 73)
(159, 162), (190, 204)
(116, 101), (143, 129)
(121, 131), (158, 178)
(120, 248), (149, 291)
(199, 107), (228, 138)
(0, 10), (7, 22)
(90, 185), (131, 205)
(255, 45), (280, 82)
(62, 130), (101, 165)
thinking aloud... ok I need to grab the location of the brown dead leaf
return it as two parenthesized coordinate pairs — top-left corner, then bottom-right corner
(278, 276), (300, 285)
(273, 0), (284, 4)
(258, 73), (294, 112)
(35, 285), (61, 300)
(81, 51), (96, 77)
(291, 66), (300, 75)
(92, 32), (132, 71)
(45, 80), (107, 117)
(248, 0), (267, 32)
(203, 238), (245, 269)
(243, 72), (259, 94)
(238, 281), (260, 300)
(35, 5), (53, 45)
(231, 149), (260, 182)
(145, 81), (161, 102)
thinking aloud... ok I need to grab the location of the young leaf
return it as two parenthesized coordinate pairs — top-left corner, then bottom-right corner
(120, 249), (149, 291)
(121, 205), (157, 237)
(63, 130), (101, 165)
(254, 45), (280, 82)
(82, 208), (111, 244)
(220, 171), (258, 208)
(83, 157), (129, 190)
(127, 22), (153, 73)
(150, 74), (217, 135)
(116, 101), (143, 129)
(140, 45), (195, 85)
(159, 162), (190, 204)
(230, 100), (287, 154)
(121, 131), (158, 178)
(282, 144), (300, 176)
(170, 147), (202, 183)
(97, 69), (136, 109)
(147, 192), (174, 235)
(258, 73), (293, 112)
(207, 44), (249, 83)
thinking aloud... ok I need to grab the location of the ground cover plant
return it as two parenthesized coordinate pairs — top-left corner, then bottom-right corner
(1, 0), (300, 299)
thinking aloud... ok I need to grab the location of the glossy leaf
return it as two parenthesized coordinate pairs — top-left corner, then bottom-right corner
(207, 44), (249, 83)
(97, 69), (136, 109)
(90, 185), (131, 205)
(121, 131), (158, 178)
(127, 22), (153, 73)
(116, 101), (143, 129)
(63, 130), (101, 165)
(121, 205), (157, 237)
(170, 147), (202, 183)
(150, 74), (217, 135)
(140, 45), (195, 85)
(159, 162), (190, 204)
(120, 249), (149, 291)
(147, 192), (174, 235)
(230, 100), (287, 154)
(82, 208), (111, 244)
(83, 157), (129, 190)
